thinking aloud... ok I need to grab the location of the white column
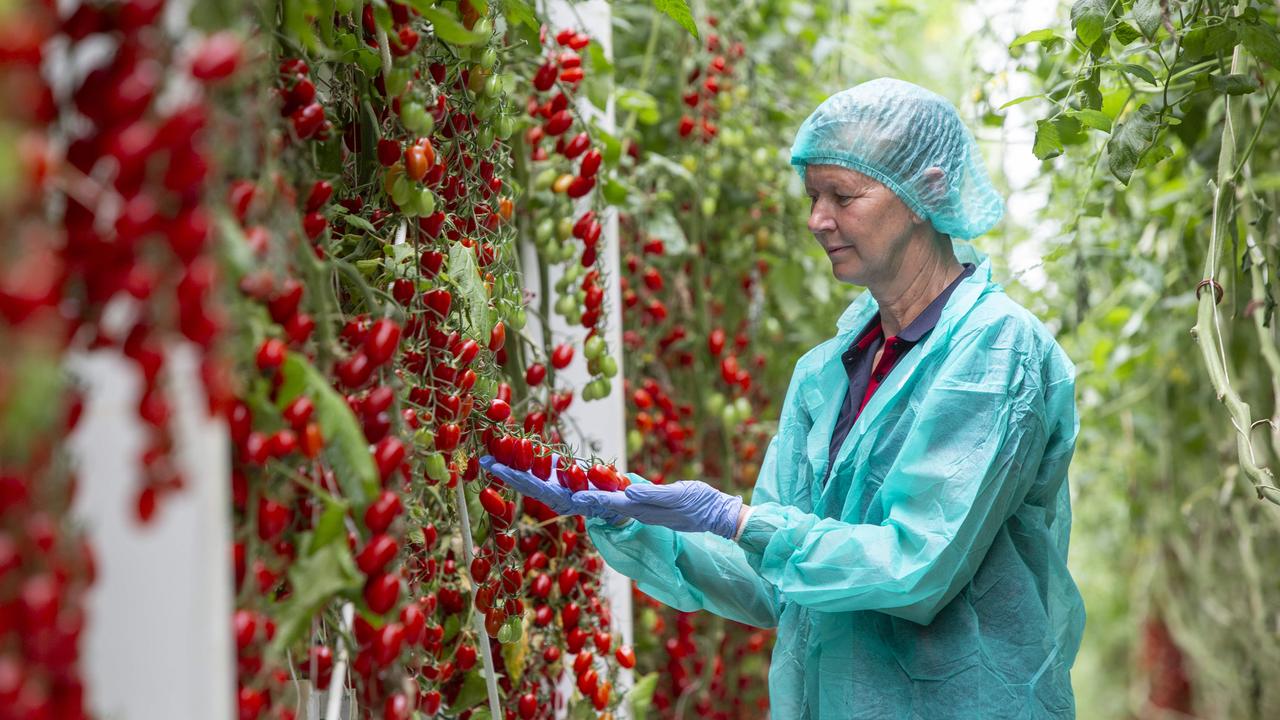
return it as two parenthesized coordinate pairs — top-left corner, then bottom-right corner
(527, 0), (633, 714)
(67, 345), (235, 720)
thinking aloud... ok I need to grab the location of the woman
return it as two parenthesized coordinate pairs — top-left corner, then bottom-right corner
(483, 78), (1085, 719)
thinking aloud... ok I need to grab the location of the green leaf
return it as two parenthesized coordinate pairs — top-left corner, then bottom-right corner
(448, 242), (491, 338)
(1113, 22), (1141, 46)
(1033, 118), (1064, 160)
(1182, 24), (1239, 60)
(617, 88), (661, 125)
(625, 672), (659, 720)
(270, 543), (362, 653)
(1119, 63), (1158, 86)
(1067, 108), (1113, 132)
(1211, 73), (1260, 96)
(215, 211), (259, 279)
(596, 127), (623, 167)
(1132, 0), (1163, 38)
(442, 613), (461, 644)
(448, 671), (490, 712)
(1239, 22), (1280, 68)
(421, 7), (488, 46)
(1108, 103), (1160, 185)
(307, 499), (349, 555)
(568, 699), (596, 720)
(276, 353), (379, 505)
(603, 178), (629, 204)
(585, 42), (613, 76)
(501, 0), (538, 29)
(1010, 28), (1057, 48)
(654, 0), (698, 39)
(337, 210), (379, 235)
(998, 93), (1045, 110)
(1070, 0), (1107, 47)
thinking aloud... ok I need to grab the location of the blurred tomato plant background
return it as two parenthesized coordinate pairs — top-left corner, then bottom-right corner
(2, 0), (1279, 718)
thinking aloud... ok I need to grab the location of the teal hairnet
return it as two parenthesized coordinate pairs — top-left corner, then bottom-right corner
(790, 78), (1005, 240)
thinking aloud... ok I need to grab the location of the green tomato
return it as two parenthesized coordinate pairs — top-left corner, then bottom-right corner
(387, 68), (411, 97)
(496, 115), (515, 140)
(477, 128), (494, 149)
(391, 175), (413, 207)
(425, 452), (450, 483)
(681, 156), (698, 174)
(418, 189), (436, 215)
(584, 335), (606, 360)
(554, 294), (577, 317)
(706, 391), (726, 418)
(556, 216), (574, 241)
(534, 168), (558, 192)
(701, 197), (716, 217)
(483, 75), (500, 98)
(536, 218), (555, 243)
(600, 355), (618, 378)
(627, 429), (644, 456)
(473, 19), (492, 36)
(563, 263), (583, 282)
(721, 404), (739, 429)
(510, 307), (526, 330)
(734, 396), (752, 421)
(587, 357), (600, 375)
(479, 48), (498, 70)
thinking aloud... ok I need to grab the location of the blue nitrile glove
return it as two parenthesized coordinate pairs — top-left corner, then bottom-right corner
(479, 454), (624, 524)
(577, 478), (744, 539)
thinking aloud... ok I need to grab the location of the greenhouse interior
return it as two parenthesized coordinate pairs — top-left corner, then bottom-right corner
(2, 0), (1279, 718)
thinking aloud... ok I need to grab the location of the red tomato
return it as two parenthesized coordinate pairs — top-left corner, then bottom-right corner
(525, 362), (547, 386)
(255, 338), (285, 371)
(364, 319), (401, 366)
(363, 572), (400, 614)
(551, 343), (574, 369)
(356, 534), (398, 575)
(587, 464), (623, 492)
(363, 490), (403, 533)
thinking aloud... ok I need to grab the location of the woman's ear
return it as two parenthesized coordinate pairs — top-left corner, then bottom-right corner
(910, 167), (947, 226)
(922, 166), (947, 195)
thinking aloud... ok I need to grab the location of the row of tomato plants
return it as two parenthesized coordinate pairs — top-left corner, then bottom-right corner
(1, 0), (851, 717)
(0, 0), (670, 717)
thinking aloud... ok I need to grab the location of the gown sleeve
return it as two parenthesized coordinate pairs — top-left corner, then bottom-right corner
(580, 343), (828, 630)
(736, 321), (1061, 625)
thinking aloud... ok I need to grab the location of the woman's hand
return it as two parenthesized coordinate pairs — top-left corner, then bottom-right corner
(479, 455), (625, 524)
(577, 479), (744, 539)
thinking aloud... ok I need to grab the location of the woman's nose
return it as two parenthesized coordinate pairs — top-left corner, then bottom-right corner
(808, 201), (836, 234)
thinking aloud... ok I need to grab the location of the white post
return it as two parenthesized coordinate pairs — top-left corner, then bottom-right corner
(526, 1), (633, 714)
(67, 344), (235, 720)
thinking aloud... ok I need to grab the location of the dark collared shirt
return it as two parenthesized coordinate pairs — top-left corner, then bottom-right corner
(824, 263), (976, 483)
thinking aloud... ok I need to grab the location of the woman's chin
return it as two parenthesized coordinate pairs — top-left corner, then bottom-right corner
(829, 260), (866, 285)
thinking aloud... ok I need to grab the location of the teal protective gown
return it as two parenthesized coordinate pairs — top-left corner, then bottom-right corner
(587, 242), (1085, 719)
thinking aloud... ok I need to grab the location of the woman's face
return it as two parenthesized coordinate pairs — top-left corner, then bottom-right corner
(804, 164), (927, 286)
